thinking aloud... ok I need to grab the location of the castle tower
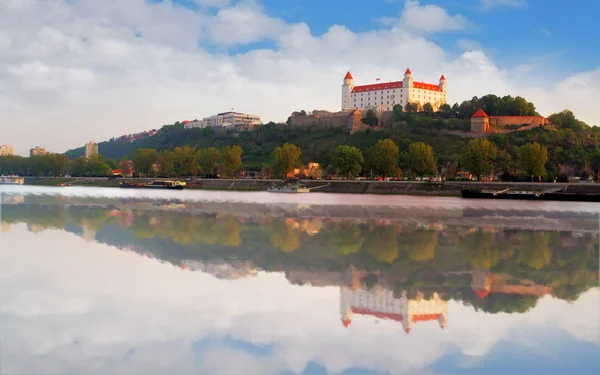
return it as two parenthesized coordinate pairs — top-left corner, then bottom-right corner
(438, 74), (447, 93)
(403, 68), (413, 89)
(341, 71), (354, 111)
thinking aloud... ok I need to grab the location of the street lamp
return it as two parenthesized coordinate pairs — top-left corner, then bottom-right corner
(531, 175), (533, 183)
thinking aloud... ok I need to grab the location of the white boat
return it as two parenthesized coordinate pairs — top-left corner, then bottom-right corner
(0, 175), (24, 185)
(268, 186), (310, 193)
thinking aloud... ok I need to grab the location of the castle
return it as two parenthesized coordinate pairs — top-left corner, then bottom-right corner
(341, 69), (447, 112)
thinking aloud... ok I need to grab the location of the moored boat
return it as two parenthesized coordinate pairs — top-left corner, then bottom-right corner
(0, 175), (24, 185)
(120, 180), (186, 190)
(461, 188), (600, 202)
(268, 185), (310, 193)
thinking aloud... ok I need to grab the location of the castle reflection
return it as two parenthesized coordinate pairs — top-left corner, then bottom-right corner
(1, 193), (598, 318)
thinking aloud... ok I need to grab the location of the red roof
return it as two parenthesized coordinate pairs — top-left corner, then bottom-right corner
(474, 289), (490, 299)
(413, 81), (441, 92)
(405, 68), (412, 75)
(352, 81), (403, 93)
(440, 75), (446, 80)
(351, 307), (404, 322)
(411, 313), (441, 323)
(472, 109), (489, 118)
(344, 71), (353, 80)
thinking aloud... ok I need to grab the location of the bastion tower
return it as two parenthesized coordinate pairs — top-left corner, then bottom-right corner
(341, 71), (355, 111)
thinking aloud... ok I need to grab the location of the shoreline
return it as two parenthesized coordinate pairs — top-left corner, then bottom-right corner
(19, 177), (599, 197)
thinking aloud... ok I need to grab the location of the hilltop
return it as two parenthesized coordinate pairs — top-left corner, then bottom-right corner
(62, 94), (599, 178)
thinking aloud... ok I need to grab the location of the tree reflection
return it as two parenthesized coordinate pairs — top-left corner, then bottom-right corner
(407, 229), (438, 262)
(364, 225), (399, 263)
(460, 230), (500, 270)
(270, 218), (301, 253)
(516, 232), (551, 270)
(333, 221), (364, 255)
(216, 215), (242, 247)
(5, 201), (599, 313)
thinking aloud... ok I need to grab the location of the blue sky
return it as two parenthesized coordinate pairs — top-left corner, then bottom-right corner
(172, 0), (598, 76)
(3, 0), (599, 153)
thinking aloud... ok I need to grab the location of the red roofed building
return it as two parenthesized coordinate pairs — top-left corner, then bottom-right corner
(470, 109), (550, 133)
(471, 109), (490, 133)
(339, 269), (448, 332)
(341, 69), (447, 113)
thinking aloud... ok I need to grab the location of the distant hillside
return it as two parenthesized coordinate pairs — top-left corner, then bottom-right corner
(64, 121), (475, 170)
(62, 94), (600, 176)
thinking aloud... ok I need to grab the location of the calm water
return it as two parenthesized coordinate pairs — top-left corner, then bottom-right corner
(1, 187), (599, 375)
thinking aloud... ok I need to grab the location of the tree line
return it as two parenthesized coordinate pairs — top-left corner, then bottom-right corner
(130, 145), (243, 178)
(272, 138), (549, 181)
(0, 138), (555, 182)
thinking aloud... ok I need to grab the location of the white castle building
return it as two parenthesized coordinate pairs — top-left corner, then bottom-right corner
(339, 269), (448, 333)
(340, 287), (448, 332)
(341, 69), (447, 112)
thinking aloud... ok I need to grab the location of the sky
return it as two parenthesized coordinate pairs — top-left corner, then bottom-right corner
(1, 224), (599, 374)
(1, 0), (599, 156)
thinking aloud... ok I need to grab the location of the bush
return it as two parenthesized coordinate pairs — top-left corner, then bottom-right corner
(460, 120), (471, 132)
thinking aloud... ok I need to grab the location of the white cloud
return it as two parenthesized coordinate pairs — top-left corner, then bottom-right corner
(0, 0), (597, 155)
(1, 224), (598, 374)
(479, 0), (527, 9)
(207, 1), (285, 46)
(396, 0), (469, 33)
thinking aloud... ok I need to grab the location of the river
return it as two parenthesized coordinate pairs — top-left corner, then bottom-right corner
(1, 187), (599, 374)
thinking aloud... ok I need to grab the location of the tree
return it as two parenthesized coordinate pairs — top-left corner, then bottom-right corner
(119, 158), (132, 176)
(548, 110), (588, 132)
(105, 159), (118, 170)
(439, 104), (452, 114)
(172, 146), (199, 177)
(197, 147), (221, 177)
(70, 157), (88, 177)
(331, 145), (364, 179)
(518, 142), (548, 179)
(221, 145), (243, 178)
(361, 109), (378, 126)
(461, 139), (498, 180)
(392, 104), (404, 121)
(423, 103), (434, 117)
(133, 148), (158, 177)
(272, 143), (302, 180)
(368, 138), (399, 178)
(405, 102), (416, 113)
(155, 150), (176, 177)
(407, 142), (436, 179)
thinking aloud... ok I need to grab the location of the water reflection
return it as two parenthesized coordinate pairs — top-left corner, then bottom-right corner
(1, 192), (599, 374)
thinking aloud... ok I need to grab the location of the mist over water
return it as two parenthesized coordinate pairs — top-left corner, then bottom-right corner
(1, 188), (599, 374)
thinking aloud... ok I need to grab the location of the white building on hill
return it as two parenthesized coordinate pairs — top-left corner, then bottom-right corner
(0, 144), (14, 156)
(341, 69), (447, 112)
(184, 111), (262, 129)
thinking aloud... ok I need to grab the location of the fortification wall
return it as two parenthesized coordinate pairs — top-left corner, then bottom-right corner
(489, 116), (548, 127)
(290, 115), (350, 128)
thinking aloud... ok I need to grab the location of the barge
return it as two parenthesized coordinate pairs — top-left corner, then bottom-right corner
(120, 180), (186, 190)
(461, 186), (600, 202)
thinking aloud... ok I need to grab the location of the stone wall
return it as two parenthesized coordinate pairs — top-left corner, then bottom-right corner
(471, 117), (489, 133)
(489, 116), (549, 127)
(289, 110), (364, 131)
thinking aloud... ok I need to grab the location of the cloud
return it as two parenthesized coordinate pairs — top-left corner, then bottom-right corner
(537, 27), (552, 36)
(1, 222), (598, 374)
(395, 0), (469, 33)
(479, 0), (527, 9)
(0, 0), (598, 155)
(206, 1), (285, 46)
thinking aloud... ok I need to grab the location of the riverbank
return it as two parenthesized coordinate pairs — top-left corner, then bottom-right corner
(22, 177), (600, 197)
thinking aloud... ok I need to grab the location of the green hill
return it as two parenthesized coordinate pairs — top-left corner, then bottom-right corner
(62, 94), (599, 178)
